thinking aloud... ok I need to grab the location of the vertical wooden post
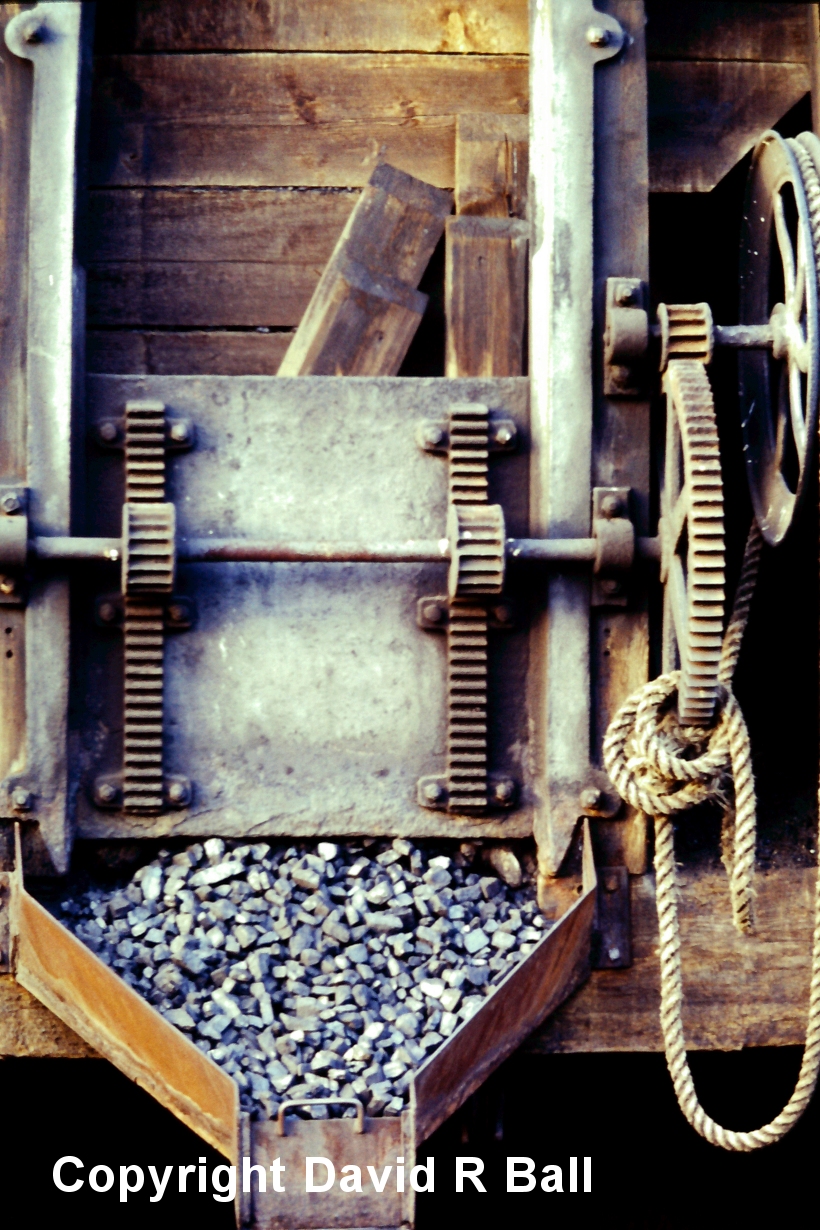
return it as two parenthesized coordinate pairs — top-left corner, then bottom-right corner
(445, 217), (528, 377)
(446, 114), (529, 379)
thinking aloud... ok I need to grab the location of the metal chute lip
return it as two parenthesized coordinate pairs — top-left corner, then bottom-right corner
(738, 129), (819, 547)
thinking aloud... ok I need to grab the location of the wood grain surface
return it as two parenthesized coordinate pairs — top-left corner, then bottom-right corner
(532, 866), (817, 1053)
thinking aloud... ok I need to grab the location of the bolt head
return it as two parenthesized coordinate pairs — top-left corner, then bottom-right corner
(600, 578), (622, 596)
(616, 286), (636, 307)
(608, 946), (621, 962)
(170, 421), (190, 444)
(600, 494), (621, 519)
(0, 577), (17, 596)
(580, 786), (604, 811)
(168, 779), (190, 805)
(587, 24), (610, 47)
(1, 494), (21, 514)
(423, 424), (444, 448)
(604, 873), (619, 894)
(98, 601), (117, 623)
(493, 603), (513, 625)
(492, 778), (515, 804)
(11, 788), (32, 811)
(97, 782), (117, 804)
(167, 603), (187, 624)
(494, 424), (515, 446)
(423, 780), (445, 804)
(425, 602), (445, 624)
(25, 23), (45, 44)
(98, 421), (118, 443)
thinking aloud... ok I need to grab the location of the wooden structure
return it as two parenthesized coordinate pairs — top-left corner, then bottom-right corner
(0, 0), (819, 1193)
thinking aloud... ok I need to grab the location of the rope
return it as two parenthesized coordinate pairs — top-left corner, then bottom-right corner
(603, 522), (820, 1150)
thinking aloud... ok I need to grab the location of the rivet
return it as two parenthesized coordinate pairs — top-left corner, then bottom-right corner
(11, 788), (32, 811)
(493, 604), (513, 625)
(168, 779), (190, 805)
(601, 578), (622, 596)
(98, 601), (118, 623)
(494, 424), (515, 446)
(580, 786), (603, 811)
(616, 286), (635, 307)
(425, 602), (445, 624)
(424, 780), (445, 804)
(97, 781), (117, 804)
(170, 421), (190, 444)
(492, 778), (515, 804)
(423, 424), (444, 448)
(608, 946), (621, 962)
(586, 25), (610, 47)
(1, 494), (21, 515)
(601, 494), (621, 519)
(168, 603), (187, 624)
(98, 421), (118, 443)
(604, 873), (619, 893)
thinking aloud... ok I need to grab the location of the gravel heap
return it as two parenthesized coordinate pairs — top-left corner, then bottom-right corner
(57, 838), (548, 1120)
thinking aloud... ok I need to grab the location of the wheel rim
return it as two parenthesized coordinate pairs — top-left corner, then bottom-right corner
(738, 130), (819, 546)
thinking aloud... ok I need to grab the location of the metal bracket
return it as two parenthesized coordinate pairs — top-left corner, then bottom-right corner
(92, 772), (192, 811)
(604, 277), (649, 397)
(417, 594), (515, 631)
(417, 772), (518, 811)
(2, 2), (91, 874)
(591, 486), (634, 607)
(530, 2), (626, 880)
(92, 416), (196, 452)
(591, 864), (631, 969)
(95, 593), (196, 630)
(417, 413), (518, 455)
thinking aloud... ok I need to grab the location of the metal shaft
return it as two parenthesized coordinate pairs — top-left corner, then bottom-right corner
(30, 534), (660, 566)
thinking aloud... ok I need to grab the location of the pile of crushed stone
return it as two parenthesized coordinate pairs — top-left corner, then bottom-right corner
(57, 837), (548, 1120)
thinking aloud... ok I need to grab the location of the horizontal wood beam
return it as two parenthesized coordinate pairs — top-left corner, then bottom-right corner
(97, 0), (529, 55)
(531, 866), (816, 1053)
(86, 329), (293, 375)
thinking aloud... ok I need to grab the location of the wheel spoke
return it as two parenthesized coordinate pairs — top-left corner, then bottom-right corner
(789, 358), (808, 460)
(774, 192), (797, 304)
(671, 485), (689, 553)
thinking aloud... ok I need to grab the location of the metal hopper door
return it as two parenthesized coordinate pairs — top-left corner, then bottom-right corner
(77, 376), (535, 845)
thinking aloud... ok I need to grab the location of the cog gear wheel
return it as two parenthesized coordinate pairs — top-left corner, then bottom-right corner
(447, 502), (505, 599)
(660, 359), (726, 726)
(657, 302), (714, 371)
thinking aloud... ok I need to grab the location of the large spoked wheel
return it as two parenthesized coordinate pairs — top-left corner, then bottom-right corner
(738, 130), (820, 546)
(660, 360), (726, 727)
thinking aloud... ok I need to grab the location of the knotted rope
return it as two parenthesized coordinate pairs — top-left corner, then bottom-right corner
(603, 523), (820, 1150)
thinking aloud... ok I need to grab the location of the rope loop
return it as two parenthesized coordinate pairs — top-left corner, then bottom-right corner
(602, 521), (820, 1150)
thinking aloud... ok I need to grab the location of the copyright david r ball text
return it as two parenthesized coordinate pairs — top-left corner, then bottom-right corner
(53, 1155), (593, 1202)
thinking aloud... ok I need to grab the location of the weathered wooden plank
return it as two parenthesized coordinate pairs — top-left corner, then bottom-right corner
(97, 0), (529, 54)
(649, 60), (810, 192)
(88, 188), (358, 263)
(454, 113), (528, 218)
(89, 53), (527, 189)
(445, 216), (527, 377)
(278, 261), (426, 376)
(86, 330), (293, 375)
(531, 867), (816, 1053)
(279, 163), (451, 376)
(92, 53), (528, 123)
(0, 975), (96, 1058)
(646, 1), (809, 63)
(87, 262), (319, 327)
(93, 116), (457, 190)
